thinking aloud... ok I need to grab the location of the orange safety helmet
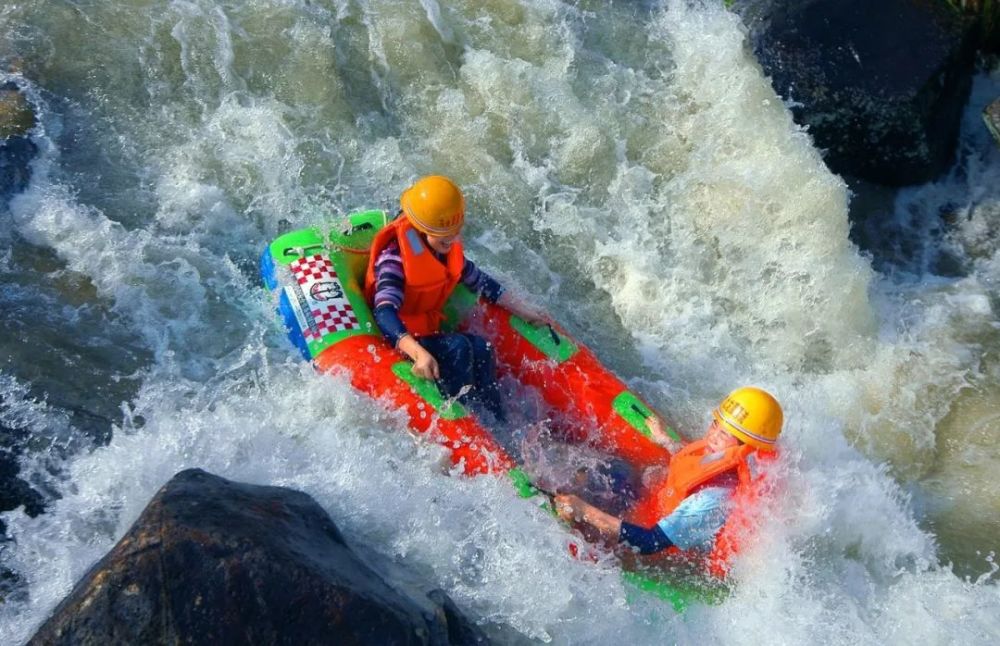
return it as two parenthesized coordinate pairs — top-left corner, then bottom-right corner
(712, 387), (783, 452)
(400, 175), (466, 237)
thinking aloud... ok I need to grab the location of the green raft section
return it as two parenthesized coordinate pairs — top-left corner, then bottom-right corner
(264, 210), (385, 359)
(263, 210), (727, 612)
(508, 467), (728, 612)
(623, 570), (729, 612)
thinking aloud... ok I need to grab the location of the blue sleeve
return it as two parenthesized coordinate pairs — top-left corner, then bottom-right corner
(373, 304), (409, 346)
(477, 273), (504, 303)
(460, 257), (504, 304)
(655, 486), (734, 551)
(619, 521), (674, 555)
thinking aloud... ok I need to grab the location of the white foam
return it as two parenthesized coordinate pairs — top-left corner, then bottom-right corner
(2, 1), (1000, 644)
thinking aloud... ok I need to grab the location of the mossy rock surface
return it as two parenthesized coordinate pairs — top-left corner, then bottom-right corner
(0, 86), (36, 139)
(985, 97), (1000, 146)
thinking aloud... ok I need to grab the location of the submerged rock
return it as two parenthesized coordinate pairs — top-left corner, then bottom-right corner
(740, 0), (977, 186)
(0, 83), (35, 139)
(0, 420), (46, 530)
(29, 469), (485, 645)
(0, 80), (37, 198)
(0, 420), (46, 605)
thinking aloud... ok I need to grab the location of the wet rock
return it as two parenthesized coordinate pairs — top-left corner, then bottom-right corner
(0, 419), (47, 533)
(985, 96), (1000, 146)
(29, 469), (486, 645)
(952, 0), (1000, 53)
(0, 83), (35, 138)
(0, 80), (38, 198)
(739, 0), (977, 186)
(0, 415), (47, 605)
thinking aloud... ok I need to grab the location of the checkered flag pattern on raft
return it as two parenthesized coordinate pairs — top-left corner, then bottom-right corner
(289, 254), (359, 338)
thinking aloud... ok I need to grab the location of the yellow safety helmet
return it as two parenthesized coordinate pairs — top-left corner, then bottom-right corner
(712, 387), (783, 452)
(400, 175), (466, 237)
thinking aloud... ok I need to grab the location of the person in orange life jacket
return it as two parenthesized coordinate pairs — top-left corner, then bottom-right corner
(364, 175), (546, 425)
(554, 387), (782, 555)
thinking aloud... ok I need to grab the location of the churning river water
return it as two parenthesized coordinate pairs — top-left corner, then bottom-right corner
(1, 1), (999, 643)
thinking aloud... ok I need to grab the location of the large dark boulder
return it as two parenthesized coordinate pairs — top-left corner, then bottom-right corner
(29, 469), (485, 645)
(740, 0), (978, 186)
(0, 80), (37, 198)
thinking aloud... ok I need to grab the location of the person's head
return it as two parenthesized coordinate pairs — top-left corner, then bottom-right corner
(400, 175), (465, 253)
(708, 387), (783, 453)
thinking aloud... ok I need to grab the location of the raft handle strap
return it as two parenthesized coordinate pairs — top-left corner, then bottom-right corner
(547, 324), (561, 347)
(630, 403), (650, 419)
(341, 221), (375, 236)
(531, 481), (556, 499)
(282, 244), (326, 258)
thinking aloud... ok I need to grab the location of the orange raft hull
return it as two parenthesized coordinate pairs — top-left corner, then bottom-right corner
(314, 334), (516, 474)
(312, 298), (675, 479)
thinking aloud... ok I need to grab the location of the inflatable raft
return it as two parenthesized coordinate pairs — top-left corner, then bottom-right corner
(260, 210), (731, 609)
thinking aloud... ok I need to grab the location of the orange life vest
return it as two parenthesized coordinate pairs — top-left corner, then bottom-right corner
(653, 438), (775, 577)
(655, 439), (755, 519)
(364, 217), (465, 337)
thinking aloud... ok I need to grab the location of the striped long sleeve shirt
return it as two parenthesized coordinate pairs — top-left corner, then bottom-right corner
(372, 239), (504, 345)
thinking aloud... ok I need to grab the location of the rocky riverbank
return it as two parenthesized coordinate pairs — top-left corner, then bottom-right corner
(1, 76), (43, 599)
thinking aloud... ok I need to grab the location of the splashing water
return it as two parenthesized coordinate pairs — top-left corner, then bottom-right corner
(2, 1), (1000, 643)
